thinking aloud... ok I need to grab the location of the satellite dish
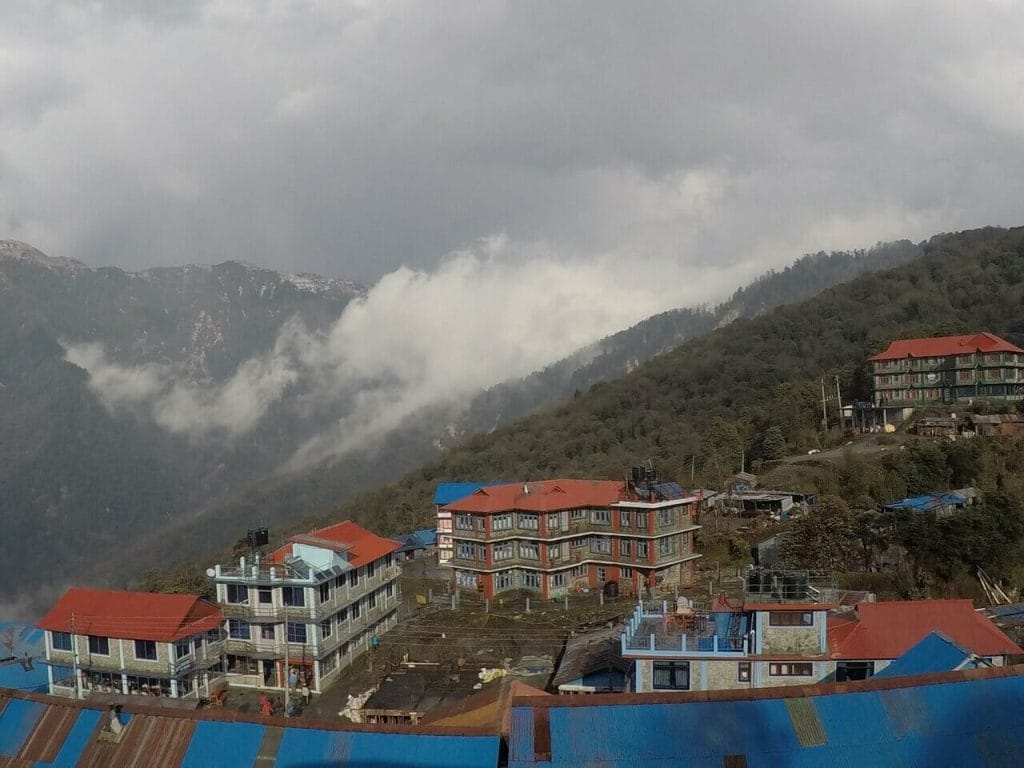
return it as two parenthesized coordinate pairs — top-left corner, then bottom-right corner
(205, 568), (216, 577)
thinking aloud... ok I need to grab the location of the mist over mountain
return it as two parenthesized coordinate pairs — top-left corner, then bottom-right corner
(0, 237), (919, 616)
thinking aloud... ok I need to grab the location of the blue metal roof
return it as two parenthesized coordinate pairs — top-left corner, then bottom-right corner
(0, 688), (500, 768)
(274, 727), (499, 767)
(182, 721), (266, 767)
(0, 623), (48, 693)
(652, 481), (687, 500)
(507, 670), (1024, 767)
(884, 492), (965, 512)
(875, 631), (972, 679)
(433, 482), (504, 505)
(398, 528), (439, 552)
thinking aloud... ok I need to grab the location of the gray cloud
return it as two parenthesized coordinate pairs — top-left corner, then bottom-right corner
(3, 1), (1024, 287)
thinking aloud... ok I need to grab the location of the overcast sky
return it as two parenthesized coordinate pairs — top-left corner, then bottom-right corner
(4, 1), (1024, 288)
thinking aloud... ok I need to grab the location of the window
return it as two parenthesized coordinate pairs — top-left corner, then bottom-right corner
(636, 511), (648, 530)
(571, 565), (587, 578)
(350, 569), (360, 588)
(653, 661), (690, 690)
(658, 536), (677, 556)
(658, 508), (675, 527)
(493, 513), (512, 531)
(351, 601), (361, 619)
(550, 572), (567, 588)
(456, 571), (477, 589)
(547, 513), (561, 532)
(228, 620), (251, 640)
(366, 561), (375, 578)
(592, 508), (611, 525)
(455, 514), (474, 530)
(287, 623), (307, 644)
(88, 636), (109, 656)
(596, 567), (606, 582)
(206, 628), (222, 643)
(522, 571), (541, 590)
(494, 571), (515, 591)
(570, 509), (587, 521)
(319, 582), (331, 603)
(51, 631), (72, 652)
(518, 513), (539, 530)
(384, 554), (393, 569)
(620, 567), (633, 578)
(320, 619), (333, 640)
(619, 539), (632, 557)
(385, 583), (394, 598)
(769, 663), (814, 677)
(494, 542), (514, 561)
(547, 543), (563, 562)
(571, 537), (587, 549)
(738, 662), (751, 682)
(226, 584), (249, 604)
(519, 542), (540, 560)
(457, 541), (476, 560)
(637, 541), (649, 558)
(282, 586), (305, 607)
(134, 640), (157, 661)
(591, 537), (611, 554)
(368, 590), (377, 609)
(261, 625), (276, 640)
(619, 509), (631, 527)
(174, 638), (191, 660)
(259, 588), (273, 604)
(334, 573), (346, 589)
(769, 612), (814, 627)
(338, 607), (349, 624)
(322, 650), (338, 676)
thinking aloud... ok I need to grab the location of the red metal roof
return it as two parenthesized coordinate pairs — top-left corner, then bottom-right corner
(444, 479), (628, 514)
(269, 520), (401, 569)
(37, 588), (222, 643)
(827, 599), (1023, 660)
(870, 332), (1024, 361)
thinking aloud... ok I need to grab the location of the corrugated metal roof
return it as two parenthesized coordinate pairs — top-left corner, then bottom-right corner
(0, 624), (47, 694)
(507, 666), (1024, 767)
(433, 483), (504, 506)
(0, 688), (500, 768)
(874, 631), (972, 678)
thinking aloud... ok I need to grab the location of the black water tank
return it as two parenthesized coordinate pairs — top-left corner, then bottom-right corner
(781, 573), (800, 600)
(604, 580), (619, 598)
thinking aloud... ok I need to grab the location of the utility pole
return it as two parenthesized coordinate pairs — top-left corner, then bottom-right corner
(820, 379), (829, 430)
(284, 622), (290, 716)
(835, 376), (844, 433)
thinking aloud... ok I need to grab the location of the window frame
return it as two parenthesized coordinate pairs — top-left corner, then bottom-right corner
(134, 639), (158, 661)
(88, 636), (109, 656)
(652, 661), (690, 690)
(768, 662), (814, 677)
(768, 611), (814, 627)
(51, 631), (73, 652)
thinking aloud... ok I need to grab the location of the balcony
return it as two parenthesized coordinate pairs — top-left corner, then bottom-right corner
(743, 568), (831, 604)
(621, 600), (750, 658)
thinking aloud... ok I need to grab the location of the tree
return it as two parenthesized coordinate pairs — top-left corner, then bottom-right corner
(779, 496), (857, 572)
(761, 426), (786, 460)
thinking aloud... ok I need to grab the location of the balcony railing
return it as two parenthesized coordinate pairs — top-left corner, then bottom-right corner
(451, 518), (699, 542)
(620, 601), (749, 657)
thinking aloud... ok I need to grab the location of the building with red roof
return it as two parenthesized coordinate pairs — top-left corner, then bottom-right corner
(827, 599), (1023, 675)
(445, 470), (702, 600)
(870, 332), (1024, 406)
(38, 587), (224, 700)
(211, 520), (401, 695)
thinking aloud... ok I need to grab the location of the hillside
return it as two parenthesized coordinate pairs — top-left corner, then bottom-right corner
(110, 243), (922, 577)
(302, 226), (1024, 538)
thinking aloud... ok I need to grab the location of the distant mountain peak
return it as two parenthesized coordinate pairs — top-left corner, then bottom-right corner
(0, 240), (87, 271)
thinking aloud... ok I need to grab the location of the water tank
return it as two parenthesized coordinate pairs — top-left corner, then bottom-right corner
(746, 569), (762, 594)
(604, 580), (619, 598)
(781, 573), (803, 600)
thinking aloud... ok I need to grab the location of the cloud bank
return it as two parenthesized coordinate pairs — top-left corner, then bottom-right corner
(4, 1), (1024, 286)
(65, 235), (750, 466)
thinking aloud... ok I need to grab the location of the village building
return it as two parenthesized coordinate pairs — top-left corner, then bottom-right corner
(870, 332), (1024, 406)
(211, 520), (401, 695)
(882, 488), (980, 518)
(620, 572), (1022, 693)
(444, 470), (702, 600)
(38, 588), (224, 700)
(434, 483), (500, 563)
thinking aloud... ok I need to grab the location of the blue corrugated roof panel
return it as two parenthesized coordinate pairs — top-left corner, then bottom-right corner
(433, 482), (504, 505)
(182, 720), (266, 768)
(274, 727), (500, 768)
(875, 631), (972, 679)
(0, 698), (46, 756)
(652, 482), (687, 500)
(49, 709), (103, 768)
(508, 672), (1024, 767)
(884, 492), (965, 512)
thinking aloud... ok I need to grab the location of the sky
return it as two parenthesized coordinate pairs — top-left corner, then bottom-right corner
(8, 1), (1024, 467)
